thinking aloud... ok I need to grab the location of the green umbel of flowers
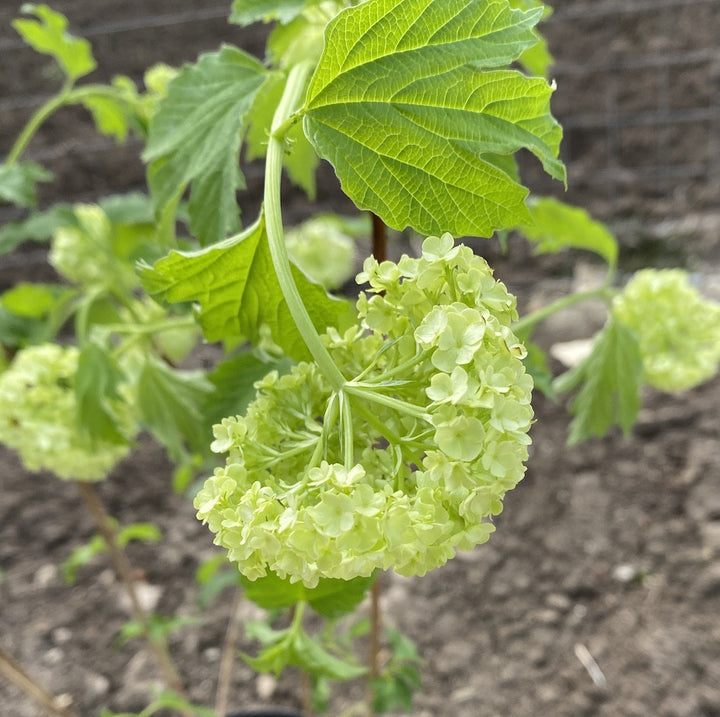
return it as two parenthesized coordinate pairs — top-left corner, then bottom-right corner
(0, 344), (136, 481)
(285, 216), (356, 290)
(613, 269), (720, 392)
(195, 235), (534, 588)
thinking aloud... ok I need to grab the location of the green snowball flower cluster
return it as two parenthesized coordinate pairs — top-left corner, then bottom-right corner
(613, 269), (720, 392)
(0, 344), (135, 481)
(49, 204), (139, 290)
(195, 234), (534, 587)
(285, 216), (356, 290)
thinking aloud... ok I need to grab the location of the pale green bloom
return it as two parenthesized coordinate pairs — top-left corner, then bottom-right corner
(195, 234), (533, 587)
(613, 269), (720, 391)
(0, 344), (136, 481)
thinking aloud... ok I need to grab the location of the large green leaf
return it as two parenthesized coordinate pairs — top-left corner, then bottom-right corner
(518, 196), (618, 268)
(554, 319), (643, 444)
(508, 0), (553, 76)
(139, 213), (353, 361)
(143, 46), (267, 245)
(203, 351), (292, 428)
(13, 4), (96, 82)
(302, 0), (565, 238)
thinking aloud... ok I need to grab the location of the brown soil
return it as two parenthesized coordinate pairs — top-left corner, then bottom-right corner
(2, 2), (720, 716)
(2, 368), (720, 716)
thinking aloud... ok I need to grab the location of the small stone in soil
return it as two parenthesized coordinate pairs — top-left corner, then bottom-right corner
(256, 673), (277, 700)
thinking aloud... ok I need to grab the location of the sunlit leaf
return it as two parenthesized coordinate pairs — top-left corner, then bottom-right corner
(302, 0), (565, 237)
(13, 3), (96, 82)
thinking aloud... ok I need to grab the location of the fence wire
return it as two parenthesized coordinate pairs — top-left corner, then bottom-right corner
(0, 0), (718, 224)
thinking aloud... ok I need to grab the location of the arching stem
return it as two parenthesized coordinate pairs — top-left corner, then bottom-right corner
(264, 62), (346, 391)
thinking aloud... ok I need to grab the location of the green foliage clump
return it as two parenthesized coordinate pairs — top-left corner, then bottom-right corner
(195, 235), (533, 587)
(0, 344), (136, 480)
(613, 269), (720, 392)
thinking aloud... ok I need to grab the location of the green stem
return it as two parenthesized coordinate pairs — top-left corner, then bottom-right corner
(6, 83), (135, 164)
(6, 83), (73, 164)
(344, 384), (428, 421)
(264, 62), (346, 391)
(340, 390), (354, 470)
(512, 286), (614, 337)
(291, 600), (307, 634)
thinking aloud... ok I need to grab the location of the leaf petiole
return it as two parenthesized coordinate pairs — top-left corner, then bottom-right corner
(264, 61), (346, 391)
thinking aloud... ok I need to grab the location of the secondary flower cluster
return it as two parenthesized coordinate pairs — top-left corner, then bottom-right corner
(195, 235), (534, 587)
(0, 344), (135, 481)
(613, 268), (720, 392)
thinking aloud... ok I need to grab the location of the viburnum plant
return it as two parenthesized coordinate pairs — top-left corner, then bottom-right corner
(2, 1), (720, 716)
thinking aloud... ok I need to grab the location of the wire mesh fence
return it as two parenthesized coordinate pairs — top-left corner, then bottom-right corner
(533, 0), (720, 225)
(0, 0), (718, 242)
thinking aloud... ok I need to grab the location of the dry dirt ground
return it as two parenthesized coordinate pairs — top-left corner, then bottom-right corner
(1, 351), (720, 717)
(2, 2), (720, 716)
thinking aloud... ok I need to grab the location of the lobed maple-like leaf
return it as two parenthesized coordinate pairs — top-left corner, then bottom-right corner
(143, 46), (266, 245)
(302, 0), (565, 238)
(139, 213), (353, 361)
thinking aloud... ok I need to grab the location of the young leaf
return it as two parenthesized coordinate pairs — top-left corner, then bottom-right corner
(291, 629), (366, 680)
(137, 357), (214, 460)
(230, 0), (312, 25)
(0, 204), (74, 255)
(0, 162), (53, 208)
(139, 213), (353, 361)
(117, 614), (198, 646)
(12, 4), (96, 82)
(143, 46), (267, 246)
(518, 196), (618, 268)
(554, 319), (643, 444)
(302, 0), (565, 238)
(195, 555), (239, 607)
(0, 283), (74, 319)
(116, 522), (162, 547)
(74, 342), (129, 445)
(61, 534), (106, 584)
(79, 79), (142, 142)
